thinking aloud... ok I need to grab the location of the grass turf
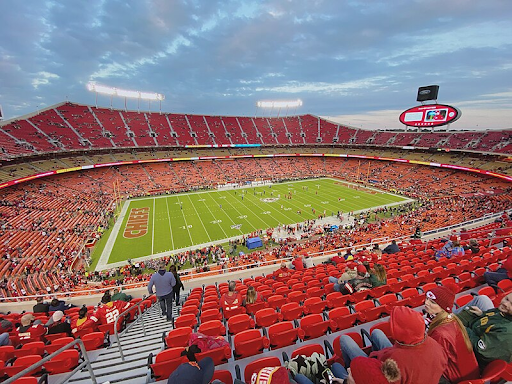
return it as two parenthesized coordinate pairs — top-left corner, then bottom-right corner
(104, 178), (407, 264)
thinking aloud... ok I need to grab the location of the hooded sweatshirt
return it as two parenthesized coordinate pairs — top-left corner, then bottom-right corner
(148, 269), (176, 297)
(370, 306), (448, 384)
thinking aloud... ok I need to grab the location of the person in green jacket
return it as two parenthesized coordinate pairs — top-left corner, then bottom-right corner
(368, 263), (387, 287)
(455, 292), (512, 366)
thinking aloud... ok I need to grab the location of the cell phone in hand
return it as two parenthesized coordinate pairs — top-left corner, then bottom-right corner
(322, 368), (335, 384)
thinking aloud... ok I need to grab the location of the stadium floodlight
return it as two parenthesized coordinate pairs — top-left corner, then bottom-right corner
(257, 99), (303, 109)
(256, 99), (303, 117)
(86, 82), (165, 111)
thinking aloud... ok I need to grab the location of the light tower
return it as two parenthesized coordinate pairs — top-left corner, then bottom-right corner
(256, 99), (303, 117)
(86, 82), (165, 113)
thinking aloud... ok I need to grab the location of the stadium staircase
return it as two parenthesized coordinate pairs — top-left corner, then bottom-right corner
(66, 300), (183, 384)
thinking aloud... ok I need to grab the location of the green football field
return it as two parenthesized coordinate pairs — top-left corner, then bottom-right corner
(99, 178), (408, 266)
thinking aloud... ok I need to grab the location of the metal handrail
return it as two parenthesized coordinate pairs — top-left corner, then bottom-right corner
(114, 294), (155, 361)
(3, 338), (97, 384)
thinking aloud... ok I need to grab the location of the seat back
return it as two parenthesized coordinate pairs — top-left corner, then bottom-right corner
(244, 356), (281, 384)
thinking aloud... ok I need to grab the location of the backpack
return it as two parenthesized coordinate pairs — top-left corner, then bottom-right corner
(285, 352), (327, 383)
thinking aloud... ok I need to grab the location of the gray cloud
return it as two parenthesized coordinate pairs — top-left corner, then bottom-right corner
(1, 0), (511, 129)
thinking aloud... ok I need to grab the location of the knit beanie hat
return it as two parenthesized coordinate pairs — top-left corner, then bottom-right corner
(356, 265), (367, 275)
(427, 285), (455, 313)
(351, 357), (401, 384)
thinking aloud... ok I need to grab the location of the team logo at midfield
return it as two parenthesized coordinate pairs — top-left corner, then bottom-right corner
(261, 197), (279, 203)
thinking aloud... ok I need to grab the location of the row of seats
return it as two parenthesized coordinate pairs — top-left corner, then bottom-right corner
(1, 102), (511, 157)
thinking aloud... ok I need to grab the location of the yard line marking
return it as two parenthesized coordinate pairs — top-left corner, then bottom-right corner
(196, 194), (229, 239)
(216, 190), (273, 229)
(152, 197), (155, 255)
(178, 197), (194, 244)
(186, 195), (212, 242)
(206, 191), (257, 234)
(165, 197), (174, 250)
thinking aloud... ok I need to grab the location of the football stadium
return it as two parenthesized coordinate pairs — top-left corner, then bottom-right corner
(1, 2), (512, 384)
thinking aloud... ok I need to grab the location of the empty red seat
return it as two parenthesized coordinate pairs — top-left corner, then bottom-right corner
(280, 302), (303, 321)
(254, 308), (283, 328)
(44, 349), (80, 374)
(227, 314), (255, 335)
(165, 327), (193, 348)
(81, 332), (106, 351)
(303, 297), (326, 315)
(174, 313), (197, 329)
(299, 314), (335, 340)
(149, 347), (187, 381)
(233, 329), (269, 359)
(328, 307), (358, 331)
(268, 322), (304, 350)
(198, 320), (226, 337)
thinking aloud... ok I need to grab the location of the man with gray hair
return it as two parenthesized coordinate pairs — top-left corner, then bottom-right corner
(148, 260), (176, 321)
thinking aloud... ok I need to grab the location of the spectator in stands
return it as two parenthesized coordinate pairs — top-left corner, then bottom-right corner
(0, 317), (12, 334)
(463, 239), (480, 254)
(167, 356), (215, 384)
(484, 253), (512, 291)
(455, 292), (512, 366)
(273, 262), (292, 282)
(46, 310), (72, 337)
(49, 298), (76, 312)
(33, 296), (50, 314)
(412, 226), (422, 239)
(245, 285), (261, 305)
(294, 357), (401, 384)
(339, 306), (447, 384)
(0, 332), (9, 346)
(89, 292), (131, 326)
(435, 240), (464, 261)
(291, 255), (305, 271)
(220, 281), (244, 312)
(169, 265), (184, 306)
(367, 263), (387, 287)
(328, 262), (357, 292)
(424, 286), (479, 382)
(382, 240), (400, 255)
(341, 265), (372, 294)
(111, 288), (132, 302)
(148, 260), (176, 322)
(71, 306), (97, 336)
(343, 249), (354, 260)
(16, 314), (47, 343)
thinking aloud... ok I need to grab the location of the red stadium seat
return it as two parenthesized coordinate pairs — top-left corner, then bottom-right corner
(149, 347), (187, 381)
(174, 313), (197, 329)
(44, 349), (80, 374)
(164, 327), (193, 348)
(287, 291), (307, 304)
(242, 356), (281, 384)
(299, 314), (336, 340)
(200, 308), (222, 323)
(233, 329), (269, 359)
(227, 314), (255, 335)
(328, 307), (359, 331)
(268, 322), (304, 350)
(303, 297), (326, 315)
(254, 308), (283, 328)
(14, 342), (46, 358)
(280, 302), (303, 321)
(326, 292), (350, 309)
(245, 301), (267, 315)
(267, 295), (287, 310)
(4, 355), (42, 377)
(45, 337), (75, 354)
(196, 345), (232, 366)
(198, 320), (226, 337)
(81, 332), (107, 351)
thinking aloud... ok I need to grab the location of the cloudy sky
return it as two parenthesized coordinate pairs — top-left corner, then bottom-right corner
(1, 0), (511, 129)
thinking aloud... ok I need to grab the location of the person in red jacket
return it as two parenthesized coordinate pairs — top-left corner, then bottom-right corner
(89, 292), (131, 326)
(273, 263), (292, 282)
(425, 285), (479, 383)
(16, 314), (47, 344)
(339, 306), (447, 384)
(291, 255), (305, 271)
(220, 281), (243, 312)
